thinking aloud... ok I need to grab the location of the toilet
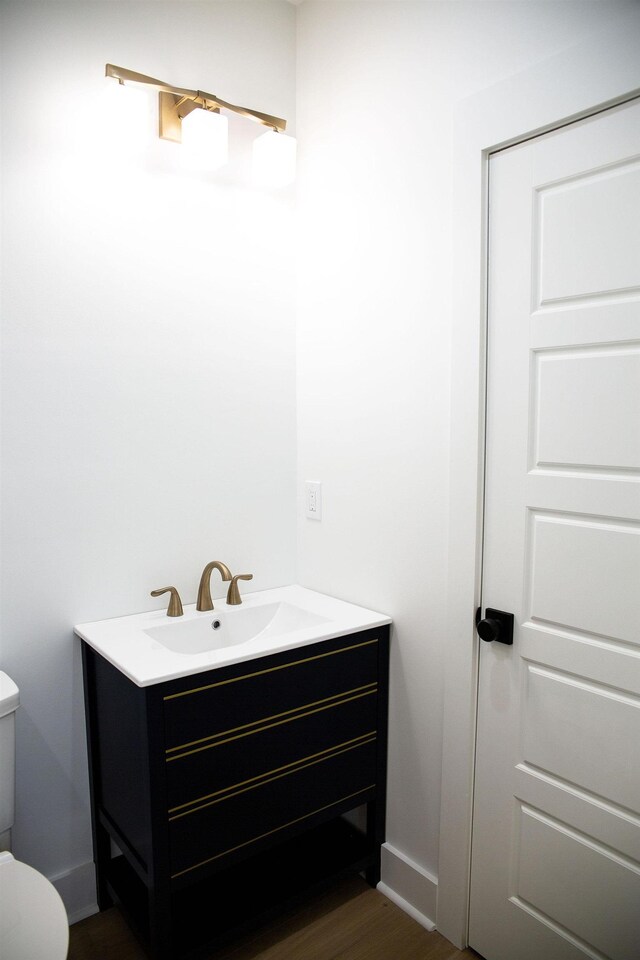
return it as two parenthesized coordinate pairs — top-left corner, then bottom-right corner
(0, 671), (69, 959)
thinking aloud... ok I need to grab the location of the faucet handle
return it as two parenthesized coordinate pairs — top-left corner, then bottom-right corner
(151, 586), (184, 618)
(226, 574), (253, 606)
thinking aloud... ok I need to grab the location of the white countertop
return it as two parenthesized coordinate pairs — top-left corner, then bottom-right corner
(75, 585), (391, 687)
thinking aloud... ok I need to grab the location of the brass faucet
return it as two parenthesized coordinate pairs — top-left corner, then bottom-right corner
(197, 561), (232, 611)
(226, 573), (253, 605)
(150, 586), (183, 617)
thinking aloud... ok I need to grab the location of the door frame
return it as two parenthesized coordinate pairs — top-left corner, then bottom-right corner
(436, 9), (640, 949)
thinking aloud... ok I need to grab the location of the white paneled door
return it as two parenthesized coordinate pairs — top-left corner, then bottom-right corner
(470, 99), (640, 960)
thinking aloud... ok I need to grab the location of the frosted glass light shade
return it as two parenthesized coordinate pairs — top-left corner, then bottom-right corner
(252, 131), (297, 189)
(180, 108), (228, 173)
(104, 81), (149, 155)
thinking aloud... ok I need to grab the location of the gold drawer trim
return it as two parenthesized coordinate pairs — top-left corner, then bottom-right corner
(168, 731), (377, 819)
(166, 683), (377, 761)
(163, 638), (378, 702)
(170, 784), (376, 880)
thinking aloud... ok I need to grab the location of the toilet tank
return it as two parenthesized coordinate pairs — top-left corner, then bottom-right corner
(0, 672), (20, 848)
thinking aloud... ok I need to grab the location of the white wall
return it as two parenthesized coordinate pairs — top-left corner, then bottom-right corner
(0, 0), (296, 918)
(2, 0), (637, 934)
(295, 0), (637, 923)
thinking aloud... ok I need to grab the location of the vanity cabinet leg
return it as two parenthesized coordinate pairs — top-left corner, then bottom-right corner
(365, 849), (382, 887)
(94, 821), (113, 910)
(366, 630), (389, 889)
(365, 798), (383, 887)
(82, 645), (113, 910)
(147, 884), (173, 960)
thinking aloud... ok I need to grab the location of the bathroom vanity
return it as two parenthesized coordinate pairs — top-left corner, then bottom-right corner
(78, 587), (390, 960)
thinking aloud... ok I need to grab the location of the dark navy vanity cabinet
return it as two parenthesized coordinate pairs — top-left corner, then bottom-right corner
(82, 626), (390, 959)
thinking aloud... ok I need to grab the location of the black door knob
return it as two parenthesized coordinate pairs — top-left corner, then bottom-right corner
(475, 607), (514, 645)
(476, 617), (502, 643)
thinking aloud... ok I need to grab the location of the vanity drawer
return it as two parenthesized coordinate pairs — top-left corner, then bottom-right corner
(162, 630), (380, 752)
(168, 734), (377, 881)
(165, 682), (378, 810)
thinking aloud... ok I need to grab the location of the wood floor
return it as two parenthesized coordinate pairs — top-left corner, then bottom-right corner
(68, 876), (480, 960)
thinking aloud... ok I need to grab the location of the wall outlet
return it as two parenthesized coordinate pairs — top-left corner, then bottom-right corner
(305, 481), (322, 520)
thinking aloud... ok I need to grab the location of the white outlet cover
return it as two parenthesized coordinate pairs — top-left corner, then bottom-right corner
(305, 481), (322, 520)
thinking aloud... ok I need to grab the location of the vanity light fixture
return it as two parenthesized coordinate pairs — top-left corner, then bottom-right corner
(105, 64), (295, 183)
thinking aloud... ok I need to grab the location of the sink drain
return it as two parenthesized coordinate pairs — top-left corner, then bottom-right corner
(211, 620), (221, 630)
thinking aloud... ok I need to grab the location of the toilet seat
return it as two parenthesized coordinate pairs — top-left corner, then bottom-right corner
(0, 851), (69, 959)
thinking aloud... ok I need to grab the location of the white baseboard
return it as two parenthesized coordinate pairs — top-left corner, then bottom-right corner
(378, 842), (437, 931)
(50, 860), (98, 925)
(49, 846), (437, 931)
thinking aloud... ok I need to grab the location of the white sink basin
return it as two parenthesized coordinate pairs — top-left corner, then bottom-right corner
(144, 602), (330, 655)
(75, 585), (391, 687)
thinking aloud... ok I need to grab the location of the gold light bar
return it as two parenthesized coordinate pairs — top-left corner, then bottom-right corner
(105, 63), (287, 142)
